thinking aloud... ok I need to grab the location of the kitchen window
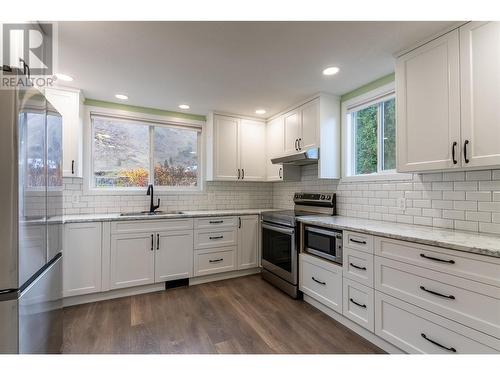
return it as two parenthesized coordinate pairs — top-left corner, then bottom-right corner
(90, 114), (201, 190)
(342, 82), (409, 181)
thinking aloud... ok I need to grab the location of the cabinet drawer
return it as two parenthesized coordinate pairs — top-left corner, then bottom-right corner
(343, 247), (374, 287)
(299, 253), (343, 313)
(194, 247), (236, 276)
(375, 291), (500, 353)
(375, 256), (500, 338)
(374, 236), (500, 288)
(194, 228), (237, 249)
(343, 231), (373, 253)
(194, 216), (237, 229)
(111, 218), (193, 234)
(343, 278), (374, 332)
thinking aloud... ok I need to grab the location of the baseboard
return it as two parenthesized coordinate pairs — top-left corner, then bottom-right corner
(189, 267), (261, 285)
(64, 268), (262, 307)
(303, 294), (403, 354)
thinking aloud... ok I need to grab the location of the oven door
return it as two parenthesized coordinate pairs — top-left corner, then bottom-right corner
(261, 222), (297, 284)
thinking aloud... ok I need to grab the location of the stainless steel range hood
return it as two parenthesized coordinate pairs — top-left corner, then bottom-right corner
(271, 148), (319, 166)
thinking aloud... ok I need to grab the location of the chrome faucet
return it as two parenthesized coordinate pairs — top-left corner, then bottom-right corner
(146, 184), (160, 213)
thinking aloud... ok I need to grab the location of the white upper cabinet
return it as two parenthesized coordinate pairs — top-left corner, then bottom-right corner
(300, 98), (320, 151)
(397, 22), (500, 173)
(283, 109), (301, 154)
(206, 113), (266, 181)
(212, 114), (240, 180)
(460, 21), (500, 168)
(44, 87), (84, 177)
(396, 30), (461, 172)
(239, 119), (266, 181)
(266, 116), (284, 181)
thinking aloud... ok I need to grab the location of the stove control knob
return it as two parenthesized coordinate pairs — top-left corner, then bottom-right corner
(326, 195), (331, 200)
(320, 195), (325, 200)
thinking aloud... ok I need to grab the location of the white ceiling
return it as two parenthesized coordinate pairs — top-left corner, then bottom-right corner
(57, 21), (455, 118)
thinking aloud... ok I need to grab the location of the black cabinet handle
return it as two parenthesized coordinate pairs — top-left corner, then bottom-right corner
(452, 141), (457, 164)
(349, 298), (367, 309)
(349, 238), (367, 245)
(71, 160), (75, 174)
(464, 140), (470, 163)
(298, 138), (302, 150)
(420, 253), (455, 264)
(238, 217), (241, 229)
(237, 169), (240, 179)
(294, 139), (298, 151)
(349, 262), (367, 271)
(209, 235), (224, 240)
(421, 333), (456, 353)
(279, 167), (282, 179)
(242, 169), (244, 180)
(209, 220), (223, 224)
(156, 234), (159, 250)
(420, 286), (455, 300)
(209, 258), (223, 263)
(150, 234), (154, 251)
(311, 276), (326, 285)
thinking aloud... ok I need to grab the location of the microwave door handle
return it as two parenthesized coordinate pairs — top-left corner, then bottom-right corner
(262, 223), (295, 235)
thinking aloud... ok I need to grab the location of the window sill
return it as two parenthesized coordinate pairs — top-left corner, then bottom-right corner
(83, 187), (205, 195)
(340, 172), (413, 183)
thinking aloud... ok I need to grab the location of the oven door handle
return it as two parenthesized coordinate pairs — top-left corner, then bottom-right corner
(262, 223), (295, 235)
(305, 226), (341, 238)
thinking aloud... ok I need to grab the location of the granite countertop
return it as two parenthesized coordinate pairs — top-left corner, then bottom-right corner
(62, 208), (277, 224)
(297, 215), (500, 258)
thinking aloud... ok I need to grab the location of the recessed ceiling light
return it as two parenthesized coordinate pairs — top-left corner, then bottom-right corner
(178, 104), (190, 110)
(255, 109), (266, 115)
(54, 73), (73, 82)
(322, 66), (340, 76)
(115, 94), (128, 100)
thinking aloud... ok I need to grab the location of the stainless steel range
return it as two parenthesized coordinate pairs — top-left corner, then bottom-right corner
(261, 192), (336, 298)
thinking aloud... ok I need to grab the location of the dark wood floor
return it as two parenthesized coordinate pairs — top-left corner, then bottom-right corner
(63, 274), (384, 354)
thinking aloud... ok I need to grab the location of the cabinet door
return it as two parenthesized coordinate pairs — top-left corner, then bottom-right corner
(213, 115), (240, 180)
(110, 233), (155, 290)
(237, 216), (259, 270)
(300, 98), (319, 150)
(239, 119), (266, 181)
(266, 116), (284, 181)
(44, 88), (82, 177)
(155, 230), (193, 282)
(63, 222), (102, 297)
(283, 109), (301, 154)
(460, 21), (500, 168)
(396, 30), (461, 172)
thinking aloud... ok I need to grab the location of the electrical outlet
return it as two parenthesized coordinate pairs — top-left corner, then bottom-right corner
(72, 194), (80, 204)
(397, 197), (406, 211)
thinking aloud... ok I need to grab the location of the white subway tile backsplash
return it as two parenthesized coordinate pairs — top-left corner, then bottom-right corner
(466, 170), (491, 181)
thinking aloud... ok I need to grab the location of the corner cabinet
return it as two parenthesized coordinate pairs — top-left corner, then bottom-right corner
(206, 113), (266, 181)
(397, 21), (500, 172)
(44, 87), (84, 177)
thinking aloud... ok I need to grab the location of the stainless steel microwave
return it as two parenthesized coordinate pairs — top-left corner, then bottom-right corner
(303, 226), (343, 265)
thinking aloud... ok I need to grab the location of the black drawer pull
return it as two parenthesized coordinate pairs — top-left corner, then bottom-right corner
(349, 238), (367, 245)
(209, 235), (224, 240)
(150, 234), (154, 251)
(209, 220), (224, 224)
(420, 253), (455, 264)
(421, 333), (457, 353)
(349, 298), (367, 309)
(464, 140), (470, 163)
(349, 262), (367, 271)
(420, 286), (455, 300)
(452, 141), (458, 164)
(311, 277), (326, 285)
(209, 258), (223, 263)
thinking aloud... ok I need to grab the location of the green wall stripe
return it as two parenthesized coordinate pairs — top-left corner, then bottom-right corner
(340, 73), (395, 103)
(84, 99), (206, 122)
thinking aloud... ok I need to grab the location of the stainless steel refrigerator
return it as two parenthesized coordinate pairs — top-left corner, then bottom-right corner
(0, 75), (63, 353)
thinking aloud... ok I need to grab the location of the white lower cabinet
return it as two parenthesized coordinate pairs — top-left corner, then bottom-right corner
(63, 222), (102, 297)
(155, 230), (193, 282)
(237, 215), (259, 270)
(375, 291), (500, 354)
(110, 232), (156, 290)
(299, 253), (343, 313)
(343, 278), (374, 332)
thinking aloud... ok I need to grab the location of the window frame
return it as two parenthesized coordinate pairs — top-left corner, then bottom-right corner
(84, 106), (205, 195)
(341, 82), (412, 182)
